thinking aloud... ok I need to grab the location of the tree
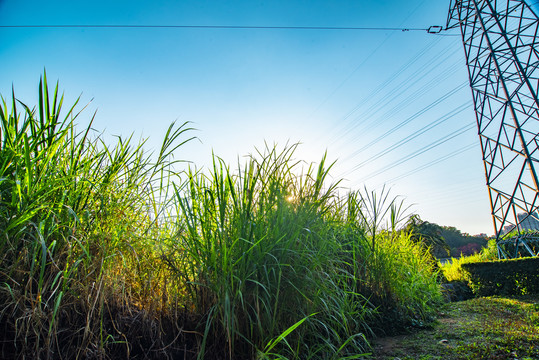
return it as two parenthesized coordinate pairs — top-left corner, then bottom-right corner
(402, 215), (450, 258)
(441, 226), (488, 257)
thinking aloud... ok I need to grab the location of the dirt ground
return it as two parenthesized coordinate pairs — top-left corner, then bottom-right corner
(367, 295), (539, 360)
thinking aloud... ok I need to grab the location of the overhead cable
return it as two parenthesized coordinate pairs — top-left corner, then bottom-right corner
(386, 142), (476, 183)
(305, 0), (431, 118)
(330, 44), (463, 146)
(326, 37), (445, 144)
(342, 82), (468, 163)
(350, 122), (476, 185)
(0, 24), (443, 32)
(345, 101), (473, 170)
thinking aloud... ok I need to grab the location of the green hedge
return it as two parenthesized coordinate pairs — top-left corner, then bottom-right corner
(461, 257), (539, 296)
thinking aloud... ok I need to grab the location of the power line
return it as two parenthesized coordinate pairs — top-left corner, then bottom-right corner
(345, 100), (473, 171)
(0, 24), (438, 32)
(324, 37), (444, 145)
(350, 122), (476, 185)
(304, 0), (431, 120)
(340, 82), (468, 165)
(328, 42), (463, 148)
(386, 142), (476, 183)
(354, 56), (464, 135)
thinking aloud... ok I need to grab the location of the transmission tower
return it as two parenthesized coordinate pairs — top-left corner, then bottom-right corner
(447, 0), (539, 258)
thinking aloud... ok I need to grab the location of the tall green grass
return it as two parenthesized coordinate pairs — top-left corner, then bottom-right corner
(0, 75), (195, 358)
(1, 75), (444, 359)
(167, 145), (443, 358)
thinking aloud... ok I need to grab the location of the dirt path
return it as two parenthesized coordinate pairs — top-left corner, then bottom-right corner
(367, 295), (539, 360)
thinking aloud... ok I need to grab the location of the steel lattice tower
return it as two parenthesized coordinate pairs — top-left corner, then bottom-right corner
(447, 0), (539, 258)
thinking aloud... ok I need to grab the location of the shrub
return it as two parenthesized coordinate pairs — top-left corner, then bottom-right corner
(461, 257), (539, 296)
(441, 239), (497, 282)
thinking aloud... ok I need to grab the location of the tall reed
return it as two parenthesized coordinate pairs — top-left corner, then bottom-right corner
(0, 74), (195, 358)
(1, 74), (444, 359)
(167, 144), (443, 359)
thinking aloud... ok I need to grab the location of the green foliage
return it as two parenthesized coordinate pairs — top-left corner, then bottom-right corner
(1, 74), (445, 359)
(442, 241), (539, 297)
(166, 144), (443, 358)
(441, 239), (498, 282)
(0, 74), (196, 358)
(167, 146), (374, 358)
(461, 257), (539, 297)
(402, 219), (490, 259)
(358, 230), (443, 329)
(402, 215), (449, 258)
(441, 226), (488, 257)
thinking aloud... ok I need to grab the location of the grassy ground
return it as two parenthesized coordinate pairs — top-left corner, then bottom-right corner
(369, 295), (539, 360)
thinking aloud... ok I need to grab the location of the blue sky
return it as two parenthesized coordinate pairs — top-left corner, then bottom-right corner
(2, 0), (537, 235)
